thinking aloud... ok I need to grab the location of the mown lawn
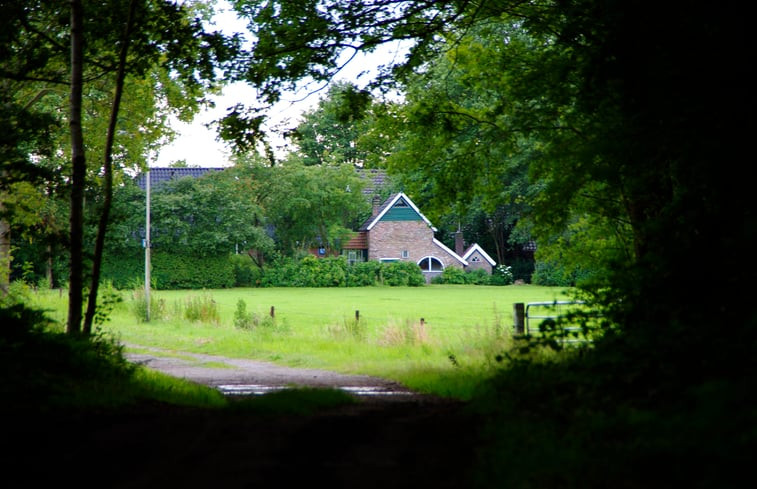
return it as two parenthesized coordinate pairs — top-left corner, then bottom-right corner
(32, 284), (572, 399)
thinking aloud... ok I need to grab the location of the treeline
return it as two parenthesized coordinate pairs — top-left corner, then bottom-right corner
(12, 156), (557, 290)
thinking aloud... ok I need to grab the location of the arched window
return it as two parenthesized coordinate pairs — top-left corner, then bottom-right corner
(417, 256), (444, 272)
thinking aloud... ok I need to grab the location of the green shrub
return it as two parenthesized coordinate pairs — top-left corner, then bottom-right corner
(297, 255), (347, 287)
(431, 267), (492, 285)
(439, 266), (467, 284)
(346, 260), (382, 286)
(1, 281), (33, 308)
(531, 260), (567, 286)
(92, 280), (123, 325)
(465, 268), (492, 285)
(531, 260), (591, 287)
(234, 299), (254, 330)
(36, 276), (52, 291)
(230, 253), (263, 287)
(235, 305), (281, 331)
(381, 261), (425, 286)
(259, 256), (297, 287)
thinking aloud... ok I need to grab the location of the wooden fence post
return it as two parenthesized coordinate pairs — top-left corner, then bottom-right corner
(270, 306), (275, 318)
(513, 303), (525, 334)
(355, 310), (360, 322)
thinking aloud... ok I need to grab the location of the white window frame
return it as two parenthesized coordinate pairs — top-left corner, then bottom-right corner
(417, 256), (444, 272)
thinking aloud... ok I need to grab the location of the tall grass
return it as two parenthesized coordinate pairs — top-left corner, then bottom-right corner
(27, 284), (572, 399)
(182, 293), (220, 323)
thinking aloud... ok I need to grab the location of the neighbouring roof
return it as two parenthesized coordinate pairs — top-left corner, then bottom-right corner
(462, 244), (496, 266)
(355, 168), (389, 196)
(135, 167), (225, 191)
(342, 231), (368, 249)
(360, 192), (437, 232)
(522, 240), (537, 252)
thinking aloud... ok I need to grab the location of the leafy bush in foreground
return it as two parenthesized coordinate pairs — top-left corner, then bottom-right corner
(0, 304), (136, 412)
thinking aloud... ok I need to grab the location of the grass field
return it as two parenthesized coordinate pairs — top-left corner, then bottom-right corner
(31, 284), (572, 399)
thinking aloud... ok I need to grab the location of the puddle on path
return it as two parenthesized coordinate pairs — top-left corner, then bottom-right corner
(216, 384), (414, 397)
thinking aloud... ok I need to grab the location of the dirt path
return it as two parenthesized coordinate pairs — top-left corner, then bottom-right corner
(125, 346), (419, 399)
(7, 348), (483, 488)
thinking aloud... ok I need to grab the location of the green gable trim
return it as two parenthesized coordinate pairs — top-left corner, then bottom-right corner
(365, 192), (438, 232)
(382, 206), (423, 221)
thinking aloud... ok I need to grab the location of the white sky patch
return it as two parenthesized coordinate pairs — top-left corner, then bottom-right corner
(155, 1), (409, 168)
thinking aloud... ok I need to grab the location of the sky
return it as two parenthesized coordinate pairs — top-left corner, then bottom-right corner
(155, 1), (407, 168)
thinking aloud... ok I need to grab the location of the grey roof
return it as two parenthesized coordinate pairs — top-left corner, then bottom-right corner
(135, 167), (225, 190)
(355, 168), (388, 196)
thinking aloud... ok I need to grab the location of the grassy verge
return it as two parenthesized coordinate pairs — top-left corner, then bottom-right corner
(28, 284), (572, 400)
(0, 300), (358, 416)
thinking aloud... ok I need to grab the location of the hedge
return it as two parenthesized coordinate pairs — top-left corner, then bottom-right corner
(102, 251), (234, 290)
(260, 256), (425, 287)
(102, 252), (428, 289)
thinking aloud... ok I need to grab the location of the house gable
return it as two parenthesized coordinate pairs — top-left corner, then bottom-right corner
(364, 193), (437, 231)
(462, 244), (496, 267)
(381, 196), (422, 222)
(356, 192), (468, 274)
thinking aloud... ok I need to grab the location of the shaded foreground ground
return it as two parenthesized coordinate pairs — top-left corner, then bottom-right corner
(5, 349), (481, 488)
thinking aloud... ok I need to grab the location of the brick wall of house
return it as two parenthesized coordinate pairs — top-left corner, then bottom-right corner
(368, 221), (464, 269)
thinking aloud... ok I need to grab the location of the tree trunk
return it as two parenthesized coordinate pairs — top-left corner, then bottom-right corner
(82, 0), (138, 335)
(487, 216), (507, 265)
(0, 207), (9, 296)
(66, 0), (85, 335)
(46, 243), (53, 288)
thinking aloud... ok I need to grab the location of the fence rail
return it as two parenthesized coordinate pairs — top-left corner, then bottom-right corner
(513, 301), (587, 343)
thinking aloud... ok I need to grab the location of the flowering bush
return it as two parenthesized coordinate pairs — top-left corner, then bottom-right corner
(490, 264), (514, 285)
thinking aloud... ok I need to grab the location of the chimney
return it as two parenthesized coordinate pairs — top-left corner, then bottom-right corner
(455, 229), (465, 256)
(372, 195), (382, 217)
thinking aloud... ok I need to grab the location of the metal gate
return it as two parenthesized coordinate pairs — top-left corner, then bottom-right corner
(513, 300), (587, 343)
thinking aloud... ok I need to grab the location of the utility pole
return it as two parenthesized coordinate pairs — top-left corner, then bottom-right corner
(145, 168), (151, 321)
